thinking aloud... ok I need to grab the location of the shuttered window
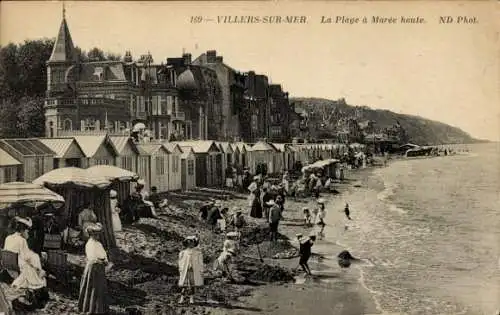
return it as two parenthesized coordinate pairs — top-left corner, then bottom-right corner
(188, 160), (194, 175)
(155, 156), (165, 174)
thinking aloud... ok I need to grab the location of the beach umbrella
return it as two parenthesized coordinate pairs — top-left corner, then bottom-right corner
(87, 165), (139, 182)
(33, 167), (111, 189)
(0, 182), (65, 209)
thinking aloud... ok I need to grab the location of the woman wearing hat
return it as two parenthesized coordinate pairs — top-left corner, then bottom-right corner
(109, 190), (122, 232)
(178, 236), (204, 304)
(78, 222), (110, 314)
(78, 205), (98, 241)
(4, 217), (49, 310)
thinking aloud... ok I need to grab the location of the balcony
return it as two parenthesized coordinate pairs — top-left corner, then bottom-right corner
(170, 111), (185, 121)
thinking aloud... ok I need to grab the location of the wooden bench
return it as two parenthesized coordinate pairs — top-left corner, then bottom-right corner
(0, 249), (20, 281)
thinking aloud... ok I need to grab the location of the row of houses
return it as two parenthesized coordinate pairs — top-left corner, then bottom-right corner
(0, 135), (363, 190)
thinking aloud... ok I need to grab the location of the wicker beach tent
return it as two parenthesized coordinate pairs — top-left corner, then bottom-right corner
(33, 167), (116, 248)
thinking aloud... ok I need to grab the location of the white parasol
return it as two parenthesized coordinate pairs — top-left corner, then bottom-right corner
(0, 182), (65, 209)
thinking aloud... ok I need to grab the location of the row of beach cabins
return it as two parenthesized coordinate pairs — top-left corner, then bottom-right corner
(0, 135), (365, 191)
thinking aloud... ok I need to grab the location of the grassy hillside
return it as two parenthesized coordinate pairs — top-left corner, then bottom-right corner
(291, 97), (482, 145)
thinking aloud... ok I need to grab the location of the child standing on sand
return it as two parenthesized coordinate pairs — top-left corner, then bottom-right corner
(303, 208), (312, 227)
(178, 236), (204, 304)
(315, 199), (326, 239)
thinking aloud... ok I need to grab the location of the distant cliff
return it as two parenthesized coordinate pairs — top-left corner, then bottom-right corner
(290, 97), (482, 145)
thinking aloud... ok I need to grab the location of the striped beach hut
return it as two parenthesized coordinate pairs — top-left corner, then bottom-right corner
(110, 136), (139, 173)
(179, 146), (196, 191)
(174, 141), (222, 187)
(73, 135), (118, 167)
(234, 142), (251, 168)
(136, 143), (169, 192)
(163, 143), (182, 191)
(0, 148), (22, 184)
(39, 138), (86, 169)
(249, 141), (279, 175)
(0, 138), (55, 182)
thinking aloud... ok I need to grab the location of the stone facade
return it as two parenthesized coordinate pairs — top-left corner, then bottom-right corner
(45, 14), (294, 142)
(268, 84), (291, 142)
(191, 50), (246, 141)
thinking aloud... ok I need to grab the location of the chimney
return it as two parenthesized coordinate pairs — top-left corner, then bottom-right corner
(182, 53), (192, 65)
(216, 56), (223, 63)
(206, 50), (217, 63)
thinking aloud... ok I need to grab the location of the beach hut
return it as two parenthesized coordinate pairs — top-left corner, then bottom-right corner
(136, 143), (169, 192)
(110, 136), (139, 173)
(33, 167), (116, 249)
(174, 140), (222, 187)
(39, 138), (86, 169)
(179, 146), (196, 190)
(235, 142), (250, 168)
(163, 142), (182, 191)
(0, 138), (55, 182)
(231, 144), (241, 168)
(72, 135), (118, 167)
(249, 141), (279, 175)
(217, 141), (234, 183)
(0, 148), (22, 184)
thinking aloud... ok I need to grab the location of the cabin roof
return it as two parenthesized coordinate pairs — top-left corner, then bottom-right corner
(180, 146), (195, 159)
(250, 141), (278, 152)
(39, 138), (84, 158)
(136, 143), (168, 155)
(0, 138), (55, 156)
(174, 140), (220, 153)
(72, 135), (118, 157)
(110, 136), (140, 154)
(216, 142), (234, 154)
(163, 142), (182, 154)
(0, 148), (22, 166)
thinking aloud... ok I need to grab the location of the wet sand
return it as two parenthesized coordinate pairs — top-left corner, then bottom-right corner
(223, 166), (382, 315)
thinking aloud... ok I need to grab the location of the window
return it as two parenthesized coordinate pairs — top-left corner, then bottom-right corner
(93, 67), (104, 81)
(160, 96), (168, 114)
(4, 167), (15, 182)
(155, 156), (165, 174)
(121, 156), (133, 171)
(188, 160), (194, 175)
(173, 157), (179, 173)
(84, 118), (97, 131)
(63, 119), (72, 131)
(95, 159), (110, 165)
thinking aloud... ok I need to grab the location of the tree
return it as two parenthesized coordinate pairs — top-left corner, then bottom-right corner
(87, 47), (106, 61)
(17, 39), (54, 97)
(106, 52), (122, 61)
(0, 99), (19, 138)
(0, 43), (20, 99)
(17, 97), (45, 137)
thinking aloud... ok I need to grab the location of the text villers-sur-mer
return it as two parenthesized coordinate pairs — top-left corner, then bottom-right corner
(217, 16), (307, 24)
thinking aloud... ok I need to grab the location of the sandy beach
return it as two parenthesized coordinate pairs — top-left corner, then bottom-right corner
(17, 165), (385, 315)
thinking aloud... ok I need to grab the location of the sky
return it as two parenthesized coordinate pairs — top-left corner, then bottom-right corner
(1, 1), (499, 141)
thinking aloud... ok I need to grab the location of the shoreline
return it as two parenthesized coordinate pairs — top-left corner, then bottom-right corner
(224, 165), (386, 315)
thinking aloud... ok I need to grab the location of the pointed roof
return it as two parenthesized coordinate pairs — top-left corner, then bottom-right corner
(110, 136), (140, 155)
(49, 14), (76, 63)
(72, 135), (118, 157)
(0, 147), (21, 166)
(250, 141), (278, 152)
(39, 138), (85, 158)
(174, 140), (220, 154)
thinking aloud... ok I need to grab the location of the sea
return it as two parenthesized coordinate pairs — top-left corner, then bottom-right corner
(322, 142), (500, 315)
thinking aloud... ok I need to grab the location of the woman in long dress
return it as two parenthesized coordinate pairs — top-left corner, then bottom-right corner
(109, 190), (122, 232)
(3, 217), (48, 310)
(78, 206), (98, 241)
(78, 223), (110, 314)
(178, 236), (204, 304)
